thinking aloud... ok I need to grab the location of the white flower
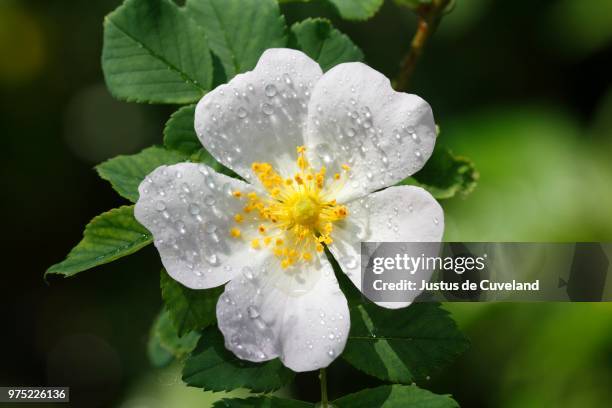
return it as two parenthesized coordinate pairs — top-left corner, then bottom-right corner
(135, 49), (443, 372)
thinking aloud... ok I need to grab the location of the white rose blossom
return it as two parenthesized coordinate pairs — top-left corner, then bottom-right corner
(135, 49), (444, 372)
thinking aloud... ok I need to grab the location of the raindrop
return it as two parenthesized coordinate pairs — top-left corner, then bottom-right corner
(204, 194), (216, 206)
(433, 217), (439, 225)
(283, 73), (292, 85)
(188, 203), (200, 215)
(415, 150), (423, 160)
(341, 256), (357, 270)
(204, 221), (217, 234)
(315, 143), (334, 164)
(261, 103), (274, 115)
(242, 266), (254, 280)
(247, 305), (260, 319)
(237, 107), (248, 118)
(155, 202), (166, 212)
(327, 349), (335, 357)
(265, 84), (277, 97)
(345, 128), (356, 138)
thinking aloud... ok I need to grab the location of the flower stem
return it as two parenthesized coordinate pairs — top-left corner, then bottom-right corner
(395, 0), (451, 92)
(319, 368), (329, 407)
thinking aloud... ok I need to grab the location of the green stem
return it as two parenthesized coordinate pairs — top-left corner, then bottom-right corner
(395, 0), (451, 92)
(320, 368), (329, 407)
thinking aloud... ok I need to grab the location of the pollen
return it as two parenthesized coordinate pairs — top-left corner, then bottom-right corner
(228, 146), (349, 268)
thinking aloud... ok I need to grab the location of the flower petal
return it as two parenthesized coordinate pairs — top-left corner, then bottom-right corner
(328, 186), (444, 309)
(195, 48), (323, 182)
(305, 62), (437, 202)
(216, 254), (350, 372)
(135, 162), (267, 289)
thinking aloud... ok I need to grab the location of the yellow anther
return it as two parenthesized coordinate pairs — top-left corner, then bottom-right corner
(297, 145), (306, 153)
(264, 237), (272, 246)
(232, 190), (242, 198)
(258, 225), (267, 234)
(285, 178), (293, 185)
(316, 243), (324, 252)
(303, 252), (312, 261)
(234, 214), (244, 223)
(247, 192), (258, 200)
(281, 259), (291, 269)
(341, 164), (351, 171)
(334, 173), (341, 180)
(251, 239), (261, 249)
(230, 227), (241, 238)
(275, 238), (283, 246)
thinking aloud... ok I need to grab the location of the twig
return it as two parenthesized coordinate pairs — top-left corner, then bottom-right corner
(395, 0), (451, 92)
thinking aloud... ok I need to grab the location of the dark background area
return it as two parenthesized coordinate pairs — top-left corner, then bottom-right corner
(1, 0), (612, 407)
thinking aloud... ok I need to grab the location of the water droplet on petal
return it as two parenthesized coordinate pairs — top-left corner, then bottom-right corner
(247, 305), (260, 319)
(265, 84), (277, 97)
(204, 194), (216, 206)
(242, 266), (254, 280)
(155, 202), (166, 211)
(237, 107), (248, 118)
(261, 103), (273, 115)
(315, 143), (334, 164)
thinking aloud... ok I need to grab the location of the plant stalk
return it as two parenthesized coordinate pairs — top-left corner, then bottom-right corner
(395, 0), (451, 92)
(319, 368), (328, 407)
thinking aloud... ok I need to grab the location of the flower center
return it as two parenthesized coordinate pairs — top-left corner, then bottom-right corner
(227, 146), (349, 269)
(290, 195), (319, 226)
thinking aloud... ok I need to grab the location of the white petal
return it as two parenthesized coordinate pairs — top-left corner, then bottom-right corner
(305, 62), (437, 202)
(328, 186), (444, 309)
(134, 163), (267, 289)
(216, 255), (350, 372)
(195, 48), (323, 182)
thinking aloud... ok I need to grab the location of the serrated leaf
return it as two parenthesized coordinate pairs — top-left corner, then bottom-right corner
(343, 300), (470, 384)
(96, 146), (189, 203)
(401, 146), (479, 200)
(333, 385), (459, 408)
(102, 0), (213, 104)
(46, 206), (152, 277)
(290, 18), (364, 71)
(164, 105), (201, 154)
(161, 269), (222, 337)
(186, 0), (287, 79)
(183, 326), (294, 392)
(328, 0), (385, 20)
(280, 0), (384, 21)
(213, 396), (312, 408)
(148, 308), (201, 368)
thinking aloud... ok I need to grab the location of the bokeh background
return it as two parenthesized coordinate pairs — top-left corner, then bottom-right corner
(2, 0), (612, 407)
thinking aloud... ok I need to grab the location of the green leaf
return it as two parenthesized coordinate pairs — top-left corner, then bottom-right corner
(213, 396), (312, 408)
(280, 0), (384, 21)
(400, 146), (479, 200)
(183, 327), (294, 392)
(328, 0), (384, 20)
(102, 0), (213, 104)
(343, 300), (470, 384)
(96, 146), (189, 203)
(161, 269), (222, 337)
(290, 18), (364, 71)
(163, 105), (201, 155)
(333, 385), (459, 408)
(46, 206), (152, 277)
(186, 0), (287, 79)
(148, 309), (201, 368)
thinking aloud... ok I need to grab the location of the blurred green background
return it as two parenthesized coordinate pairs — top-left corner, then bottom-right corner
(1, 0), (611, 407)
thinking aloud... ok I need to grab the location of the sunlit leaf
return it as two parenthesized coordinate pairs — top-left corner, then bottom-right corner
(290, 18), (363, 71)
(46, 206), (152, 277)
(96, 146), (189, 203)
(183, 327), (294, 392)
(102, 0), (213, 104)
(148, 308), (201, 368)
(401, 145), (478, 200)
(186, 0), (287, 79)
(334, 385), (459, 408)
(161, 269), (222, 337)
